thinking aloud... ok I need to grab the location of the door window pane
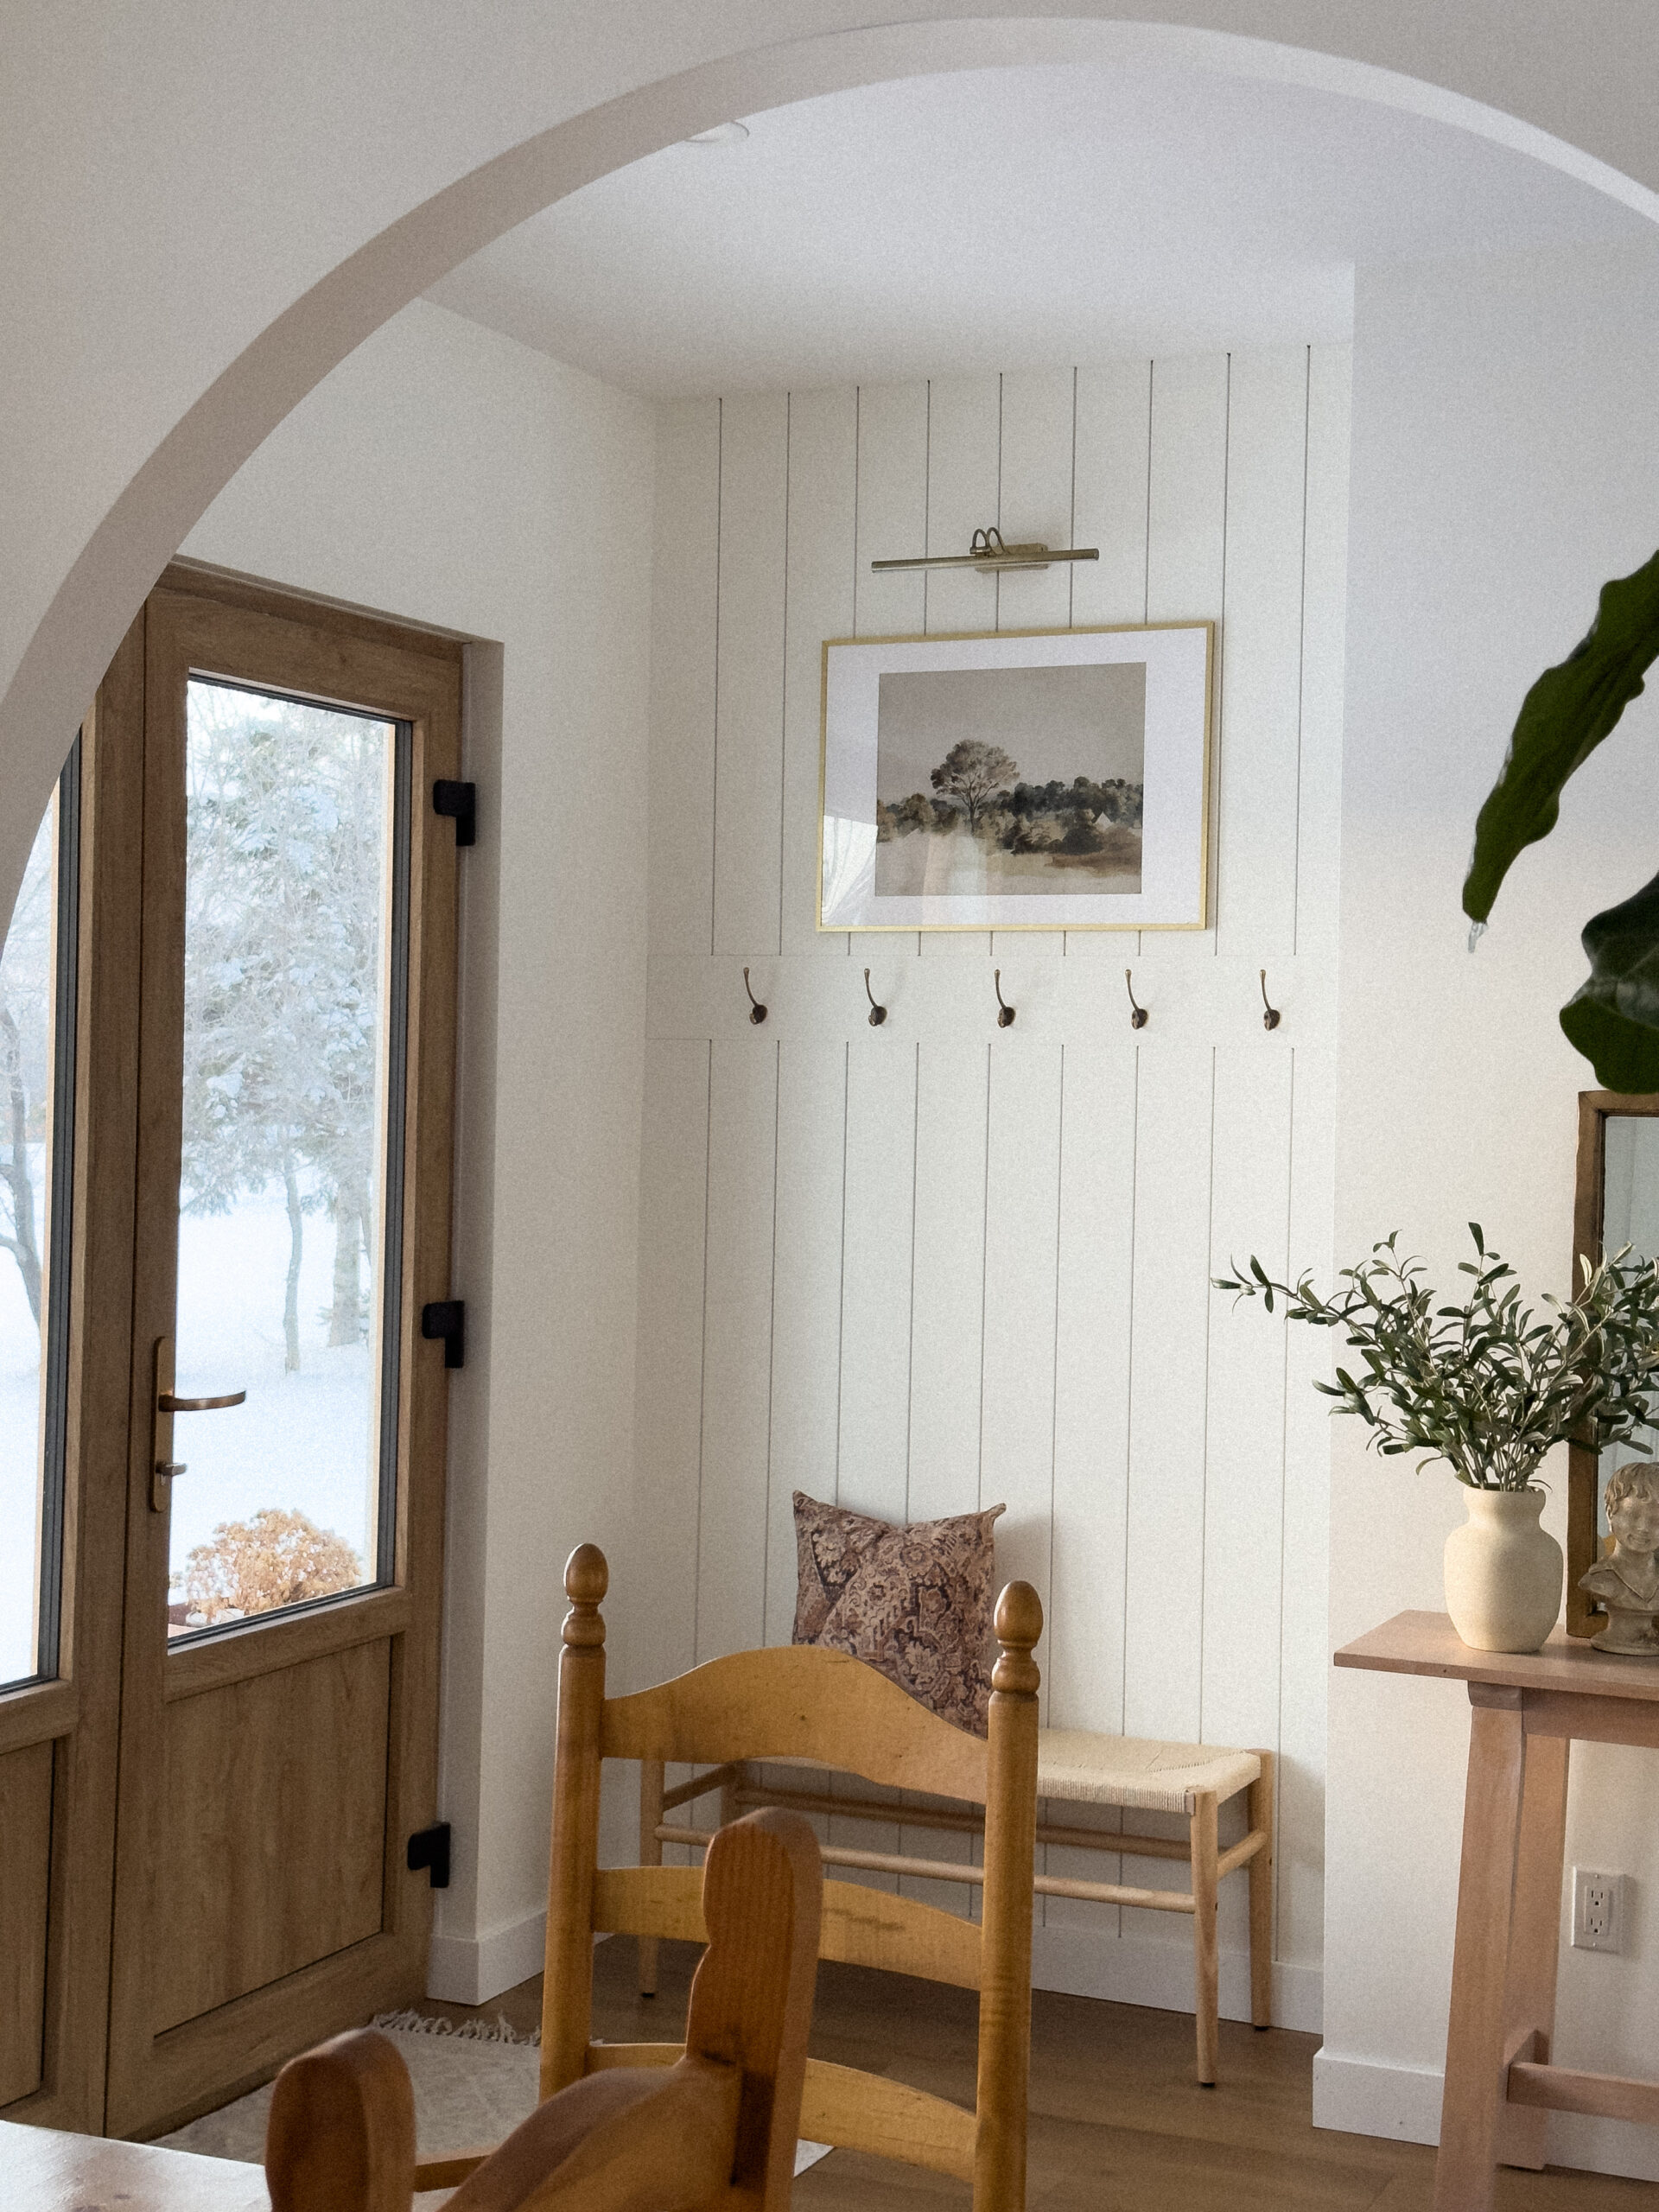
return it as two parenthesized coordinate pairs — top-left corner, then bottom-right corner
(168, 681), (406, 1638)
(0, 758), (75, 1689)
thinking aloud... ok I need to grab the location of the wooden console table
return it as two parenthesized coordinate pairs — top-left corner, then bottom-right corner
(1335, 1611), (1659, 2211)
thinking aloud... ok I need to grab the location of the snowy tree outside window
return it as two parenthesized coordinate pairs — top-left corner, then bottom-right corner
(0, 802), (54, 1685)
(167, 682), (400, 1629)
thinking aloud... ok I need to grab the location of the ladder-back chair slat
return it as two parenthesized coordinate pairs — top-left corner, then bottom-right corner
(602, 1646), (992, 1803)
(594, 1866), (984, 1990)
(578, 2048), (980, 2184)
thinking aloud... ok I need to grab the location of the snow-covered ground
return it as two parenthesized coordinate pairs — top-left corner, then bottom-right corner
(1, 1175), (382, 1682)
(170, 1186), (380, 1599)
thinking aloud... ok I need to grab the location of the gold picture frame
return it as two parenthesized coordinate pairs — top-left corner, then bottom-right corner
(817, 621), (1215, 933)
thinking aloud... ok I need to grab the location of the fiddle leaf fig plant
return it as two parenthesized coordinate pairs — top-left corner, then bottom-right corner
(1463, 546), (1659, 1090)
(1215, 1224), (1659, 1491)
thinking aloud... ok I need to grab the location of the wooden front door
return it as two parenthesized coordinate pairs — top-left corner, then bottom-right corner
(0, 566), (461, 2139)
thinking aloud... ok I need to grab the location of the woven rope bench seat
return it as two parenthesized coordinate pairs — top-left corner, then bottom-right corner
(646, 1726), (1274, 2087)
(1037, 1729), (1262, 1817)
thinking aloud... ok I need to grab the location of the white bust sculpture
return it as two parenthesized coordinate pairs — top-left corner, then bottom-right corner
(1580, 1459), (1659, 1656)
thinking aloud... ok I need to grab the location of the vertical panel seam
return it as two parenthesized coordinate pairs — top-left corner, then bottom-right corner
(1046, 1042), (1066, 1726)
(1197, 1046), (1218, 1741)
(1064, 362), (1078, 957)
(846, 386), (861, 957)
(1067, 365), (1078, 632)
(1291, 346), (1313, 963)
(778, 391), (791, 960)
(833, 1039), (850, 1503)
(990, 372), (1004, 963)
(1121, 1046), (1140, 1748)
(1138, 358), (1153, 961)
(1211, 355), (1231, 963)
(905, 1039), (920, 1520)
(852, 386), (863, 644)
(924, 375), (935, 569)
(1275, 1043), (1297, 1965)
(692, 1038), (714, 1663)
(762, 1036), (783, 1643)
(993, 371), (1004, 638)
(709, 397), (723, 959)
(976, 1043), (992, 1508)
(919, 378), (931, 957)
(1141, 359), (1153, 624)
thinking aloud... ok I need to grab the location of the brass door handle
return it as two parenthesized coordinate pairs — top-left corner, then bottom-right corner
(150, 1336), (245, 1510)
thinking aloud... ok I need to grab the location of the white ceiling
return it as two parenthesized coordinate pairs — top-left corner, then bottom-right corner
(425, 64), (1652, 397)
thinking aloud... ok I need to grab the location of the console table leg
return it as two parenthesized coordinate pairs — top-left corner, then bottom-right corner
(1435, 1688), (1527, 2212)
(1498, 1731), (1569, 2171)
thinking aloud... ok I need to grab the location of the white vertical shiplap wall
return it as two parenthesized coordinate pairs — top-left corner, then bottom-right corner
(635, 350), (1350, 2031)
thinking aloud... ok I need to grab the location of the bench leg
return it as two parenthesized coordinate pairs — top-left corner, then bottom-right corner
(638, 1758), (664, 1997)
(1247, 1751), (1274, 2030)
(1192, 1791), (1220, 2086)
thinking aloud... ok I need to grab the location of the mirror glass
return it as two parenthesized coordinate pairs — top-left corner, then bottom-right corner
(1597, 1116), (1659, 1538)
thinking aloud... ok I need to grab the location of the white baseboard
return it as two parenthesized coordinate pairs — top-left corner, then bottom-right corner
(427, 1908), (548, 2005)
(1313, 2050), (1659, 2183)
(1029, 1923), (1322, 2035)
(1312, 2050), (1442, 2145)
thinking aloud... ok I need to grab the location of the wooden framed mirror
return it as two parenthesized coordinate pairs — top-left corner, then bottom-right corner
(1569, 1090), (1659, 1636)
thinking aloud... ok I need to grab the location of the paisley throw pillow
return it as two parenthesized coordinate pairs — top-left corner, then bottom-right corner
(791, 1491), (1005, 1736)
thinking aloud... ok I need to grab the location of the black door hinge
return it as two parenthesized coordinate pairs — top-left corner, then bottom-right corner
(432, 779), (476, 847)
(407, 1822), (451, 1889)
(421, 1300), (466, 1369)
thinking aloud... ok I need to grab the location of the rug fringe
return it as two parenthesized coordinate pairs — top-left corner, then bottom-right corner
(372, 2007), (540, 2048)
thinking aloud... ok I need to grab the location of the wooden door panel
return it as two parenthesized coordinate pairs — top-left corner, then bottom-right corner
(0, 1740), (54, 2104)
(103, 569), (459, 2136)
(154, 1641), (391, 2032)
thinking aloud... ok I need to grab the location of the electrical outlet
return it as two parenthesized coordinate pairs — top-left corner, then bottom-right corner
(1573, 1866), (1625, 1954)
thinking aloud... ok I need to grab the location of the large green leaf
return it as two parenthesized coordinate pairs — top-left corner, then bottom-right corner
(1463, 546), (1659, 925)
(1560, 867), (1659, 1091)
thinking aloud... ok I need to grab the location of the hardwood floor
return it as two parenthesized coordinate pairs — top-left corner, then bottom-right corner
(413, 1941), (1652, 2209)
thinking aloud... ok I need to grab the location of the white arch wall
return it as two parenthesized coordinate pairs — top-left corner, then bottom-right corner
(1323, 237), (1659, 2182)
(6, 3), (1659, 923)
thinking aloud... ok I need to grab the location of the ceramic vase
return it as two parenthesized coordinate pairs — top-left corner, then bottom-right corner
(1443, 1486), (1562, 1653)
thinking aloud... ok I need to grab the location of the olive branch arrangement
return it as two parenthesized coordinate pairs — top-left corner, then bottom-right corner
(1214, 1225), (1659, 1491)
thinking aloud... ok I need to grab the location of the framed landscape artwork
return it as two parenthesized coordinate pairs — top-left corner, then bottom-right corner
(818, 622), (1213, 932)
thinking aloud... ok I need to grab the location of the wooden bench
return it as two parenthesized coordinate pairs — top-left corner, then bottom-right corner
(645, 1727), (1273, 2086)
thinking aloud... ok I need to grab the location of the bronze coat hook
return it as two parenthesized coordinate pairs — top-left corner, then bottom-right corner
(863, 969), (887, 1027)
(743, 967), (767, 1025)
(1260, 970), (1281, 1031)
(994, 969), (1015, 1028)
(1125, 969), (1148, 1030)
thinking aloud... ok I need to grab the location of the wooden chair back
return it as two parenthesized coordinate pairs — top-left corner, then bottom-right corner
(542, 1544), (1043, 2212)
(266, 1808), (823, 2212)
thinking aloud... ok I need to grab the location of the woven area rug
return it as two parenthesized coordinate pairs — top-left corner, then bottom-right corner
(158, 2012), (830, 2199)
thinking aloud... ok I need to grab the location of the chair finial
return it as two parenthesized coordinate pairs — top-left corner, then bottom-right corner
(992, 1579), (1043, 1697)
(563, 1543), (608, 1649)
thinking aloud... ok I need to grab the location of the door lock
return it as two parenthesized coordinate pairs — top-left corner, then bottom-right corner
(149, 1337), (246, 1511)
